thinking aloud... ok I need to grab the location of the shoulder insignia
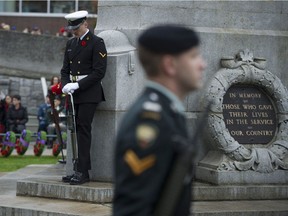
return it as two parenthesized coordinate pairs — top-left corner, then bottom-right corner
(143, 101), (162, 112)
(124, 149), (156, 175)
(141, 111), (161, 121)
(99, 52), (107, 58)
(136, 124), (158, 149)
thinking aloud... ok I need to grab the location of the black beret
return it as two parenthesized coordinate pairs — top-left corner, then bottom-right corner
(138, 24), (200, 54)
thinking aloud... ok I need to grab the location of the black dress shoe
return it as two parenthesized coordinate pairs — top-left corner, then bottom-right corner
(62, 174), (75, 183)
(70, 172), (90, 185)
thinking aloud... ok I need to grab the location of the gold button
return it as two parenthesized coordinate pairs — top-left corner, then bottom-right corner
(78, 61), (80, 64)
(77, 71), (80, 74)
(70, 61), (72, 64)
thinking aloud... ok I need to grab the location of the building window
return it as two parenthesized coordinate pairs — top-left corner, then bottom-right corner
(0, 0), (19, 12)
(50, 1), (75, 14)
(0, 0), (97, 15)
(22, 0), (47, 13)
(79, 0), (97, 14)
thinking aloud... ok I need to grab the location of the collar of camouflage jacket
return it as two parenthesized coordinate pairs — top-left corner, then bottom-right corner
(146, 81), (185, 114)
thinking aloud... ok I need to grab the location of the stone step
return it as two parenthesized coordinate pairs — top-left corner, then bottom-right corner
(26, 115), (39, 133)
(16, 164), (288, 203)
(193, 182), (288, 201)
(0, 195), (111, 216)
(0, 196), (288, 216)
(1, 165), (288, 216)
(17, 178), (113, 204)
(17, 177), (288, 203)
(27, 115), (38, 123)
(192, 200), (288, 216)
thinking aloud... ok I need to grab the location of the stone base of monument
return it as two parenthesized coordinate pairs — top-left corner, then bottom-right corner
(196, 151), (288, 185)
(196, 166), (288, 185)
(15, 164), (288, 203)
(0, 163), (284, 216)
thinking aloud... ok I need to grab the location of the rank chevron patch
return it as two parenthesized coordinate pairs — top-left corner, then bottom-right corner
(124, 150), (156, 175)
(99, 52), (107, 58)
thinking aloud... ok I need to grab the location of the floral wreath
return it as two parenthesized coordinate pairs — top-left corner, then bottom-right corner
(34, 131), (47, 157)
(16, 129), (32, 155)
(52, 132), (67, 157)
(1, 131), (16, 157)
(206, 49), (288, 173)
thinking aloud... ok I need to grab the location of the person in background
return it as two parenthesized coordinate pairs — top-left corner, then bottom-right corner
(23, 27), (30, 34)
(46, 96), (66, 149)
(50, 75), (66, 107)
(31, 26), (42, 35)
(1, 23), (10, 31)
(3, 95), (12, 132)
(0, 93), (6, 140)
(61, 10), (107, 185)
(50, 76), (60, 86)
(4, 95), (12, 111)
(7, 95), (28, 133)
(37, 95), (51, 132)
(113, 25), (206, 216)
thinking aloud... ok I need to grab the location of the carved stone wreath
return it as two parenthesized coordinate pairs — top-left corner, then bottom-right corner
(206, 49), (288, 173)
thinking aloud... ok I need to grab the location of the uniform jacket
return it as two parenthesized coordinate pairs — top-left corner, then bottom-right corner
(37, 103), (50, 126)
(7, 105), (28, 126)
(0, 99), (5, 125)
(61, 30), (107, 104)
(113, 86), (192, 216)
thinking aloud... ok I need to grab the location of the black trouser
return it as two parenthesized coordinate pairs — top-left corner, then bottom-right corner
(74, 103), (98, 174)
(9, 124), (25, 133)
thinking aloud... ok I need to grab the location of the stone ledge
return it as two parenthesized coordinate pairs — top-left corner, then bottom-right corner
(192, 200), (288, 216)
(193, 182), (288, 201)
(16, 178), (113, 204)
(0, 65), (55, 80)
(16, 176), (288, 203)
(14, 164), (288, 204)
(1, 196), (288, 216)
(0, 195), (111, 216)
(196, 166), (288, 185)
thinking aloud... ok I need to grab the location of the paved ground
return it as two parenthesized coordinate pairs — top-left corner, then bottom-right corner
(0, 165), (111, 216)
(0, 164), (288, 216)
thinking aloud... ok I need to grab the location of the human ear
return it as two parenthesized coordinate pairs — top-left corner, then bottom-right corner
(162, 55), (176, 77)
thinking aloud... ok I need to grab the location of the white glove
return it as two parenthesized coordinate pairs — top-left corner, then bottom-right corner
(62, 83), (79, 94)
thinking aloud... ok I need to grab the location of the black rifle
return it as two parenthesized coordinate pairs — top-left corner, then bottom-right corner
(48, 91), (66, 164)
(67, 92), (79, 171)
(153, 103), (211, 216)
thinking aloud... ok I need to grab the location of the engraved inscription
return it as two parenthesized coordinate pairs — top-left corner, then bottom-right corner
(222, 85), (277, 144)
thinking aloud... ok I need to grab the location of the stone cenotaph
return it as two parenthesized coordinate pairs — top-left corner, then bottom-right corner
(197, 49), (288, 184)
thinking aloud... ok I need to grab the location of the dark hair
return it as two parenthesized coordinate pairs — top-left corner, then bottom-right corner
(138, 45), (162, 77)
(50, 76), (60, 85)
(13, 95), (21, 101)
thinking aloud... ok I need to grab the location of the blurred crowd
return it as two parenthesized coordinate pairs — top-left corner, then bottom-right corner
(0, 94), (28, 137)
(0, 22), (72, 37)
(38, 76), (67, 148)
(0, 76), (67, 149)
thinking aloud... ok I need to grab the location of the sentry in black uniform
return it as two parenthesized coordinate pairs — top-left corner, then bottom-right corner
(113, 25), (206, 215)
(60, 10), (107, 185)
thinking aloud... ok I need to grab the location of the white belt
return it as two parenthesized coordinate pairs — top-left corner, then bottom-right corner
(70, 75), (88, 82)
